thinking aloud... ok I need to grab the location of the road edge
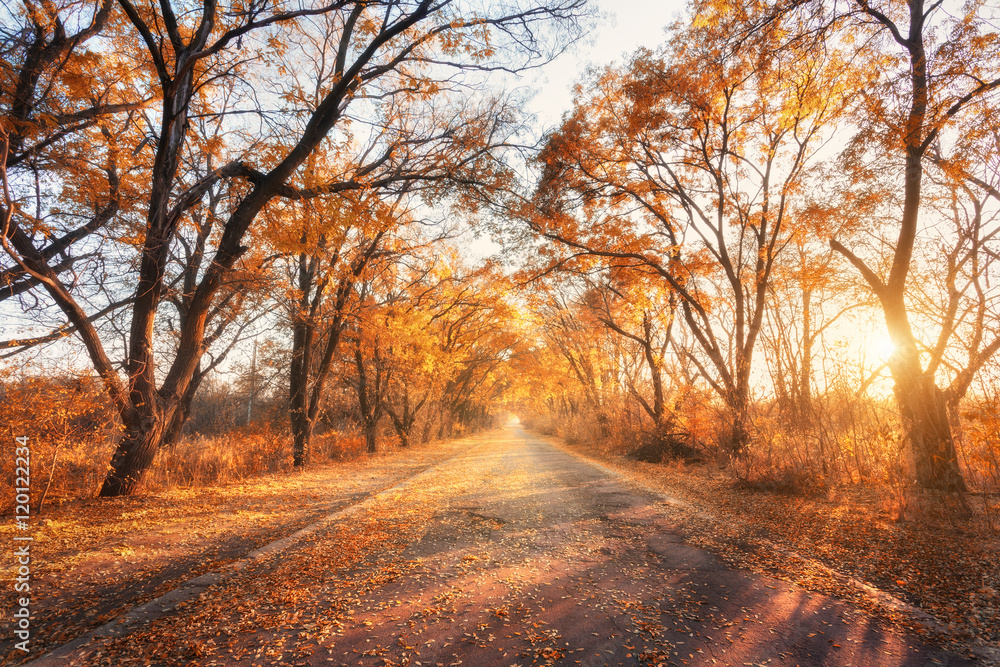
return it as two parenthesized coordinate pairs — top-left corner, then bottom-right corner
(21, 438), (472, 667)
(527, 428), (1000, 666)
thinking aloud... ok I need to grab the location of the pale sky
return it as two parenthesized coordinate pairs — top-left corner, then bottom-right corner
(525, 0), (687, 130)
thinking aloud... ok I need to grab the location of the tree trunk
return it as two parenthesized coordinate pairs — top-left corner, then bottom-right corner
(387, 393), (407, 448)
(880, 283), (967, 490)
(891, 368), (966, 491)
(289, 333), (312, 468)
(437, 406), (448, 439)
(99, 407), (168, 497)
(723, 354), (753, 456)
(353, 344), (385, 454)
(798, 287), (813, 423)
(422, 404), (439, 443)
(387, 392), (420, 449)
(289, 252), (315, 468)
(291, 412), (313, 468)
(728, 407), (751, 456)
(162, 362), (206, 449)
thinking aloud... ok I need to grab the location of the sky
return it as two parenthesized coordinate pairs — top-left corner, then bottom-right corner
(524, 0), (687, 130)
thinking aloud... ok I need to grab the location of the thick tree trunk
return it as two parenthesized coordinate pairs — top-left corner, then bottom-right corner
(291, 412), (313, 468)
(289, 375), (312, 467)
(728, 407), (751, 455)
(886, 0), (961, 493)
(289, 252), (315, 468)
(878, 292), (966, 490)
(724, 362), (753, 455)
(891, 368), (966, 491)
(99, 407), (168, 497)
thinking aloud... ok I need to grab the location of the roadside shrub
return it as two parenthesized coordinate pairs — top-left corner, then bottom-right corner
(628, 427), (701, 464)
(148, 422), (292, 490)
(312, 431), (368, 460)
(0, 374), (117, 512)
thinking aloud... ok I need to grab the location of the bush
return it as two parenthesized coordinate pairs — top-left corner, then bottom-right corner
(147, 422), (293, 490)
(0, 375), (117, 512)
(628, 427), (701, 464)
(311, 431), (368, 461)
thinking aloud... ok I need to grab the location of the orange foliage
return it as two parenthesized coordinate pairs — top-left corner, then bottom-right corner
(0, 375), (117, 510)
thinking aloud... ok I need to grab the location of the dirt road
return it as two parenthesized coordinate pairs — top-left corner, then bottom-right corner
(26, 427), (971, 666)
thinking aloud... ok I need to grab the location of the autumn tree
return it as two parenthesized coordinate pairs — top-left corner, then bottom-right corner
(515, 269), (694, 443)
(525, 9), (849, 452)
(503, 336), (574, 422)
(348, 284), (392, 454)
(274, 73), (536, 466)
(333, 252), (521, 450)
(531, 285), (618, 431)
(898, 128), (1000, 427)
(158, 118), (282, 447)
(760, 217), (859, 425)
(1, 0), (586, 496)
(743, 0), (1000, 489)
(275, 190), (393, 466)
(541, 295), (595, 418)
(424, 262), (520, 437)
(1, 0), (147, 354)
(380, 305), (435, 449)
(378, 257), (464, 448)
(582, 271), (679, 429)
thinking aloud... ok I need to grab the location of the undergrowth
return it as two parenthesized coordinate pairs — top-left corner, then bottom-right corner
(0, 376), (391, 513)
(522, 389), (1000, 525)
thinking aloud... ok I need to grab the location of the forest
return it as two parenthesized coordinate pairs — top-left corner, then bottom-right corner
(4, 0), (1000, 664)
(2, 0), (999, 515)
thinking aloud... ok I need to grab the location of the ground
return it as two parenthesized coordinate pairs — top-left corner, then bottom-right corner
(1, 426), (996, 666)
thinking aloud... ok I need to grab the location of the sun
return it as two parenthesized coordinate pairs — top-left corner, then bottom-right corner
(872, 333), (896, 363)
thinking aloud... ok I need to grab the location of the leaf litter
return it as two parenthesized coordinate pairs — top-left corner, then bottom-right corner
(555, 438), (1000, 663)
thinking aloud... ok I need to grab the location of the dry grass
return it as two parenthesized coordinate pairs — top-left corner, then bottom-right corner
(3, 425), (381, 512)
(0, 375), (379, 512)
(524, 389), (1000, 518)
(145, 424), (293, 491)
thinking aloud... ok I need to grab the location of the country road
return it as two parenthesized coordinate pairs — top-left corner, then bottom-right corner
(23, 426), (971, 666)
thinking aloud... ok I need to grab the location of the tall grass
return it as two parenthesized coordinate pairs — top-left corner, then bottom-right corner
(0, 376), (376, 513)
(523, 386), (1000, 520)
